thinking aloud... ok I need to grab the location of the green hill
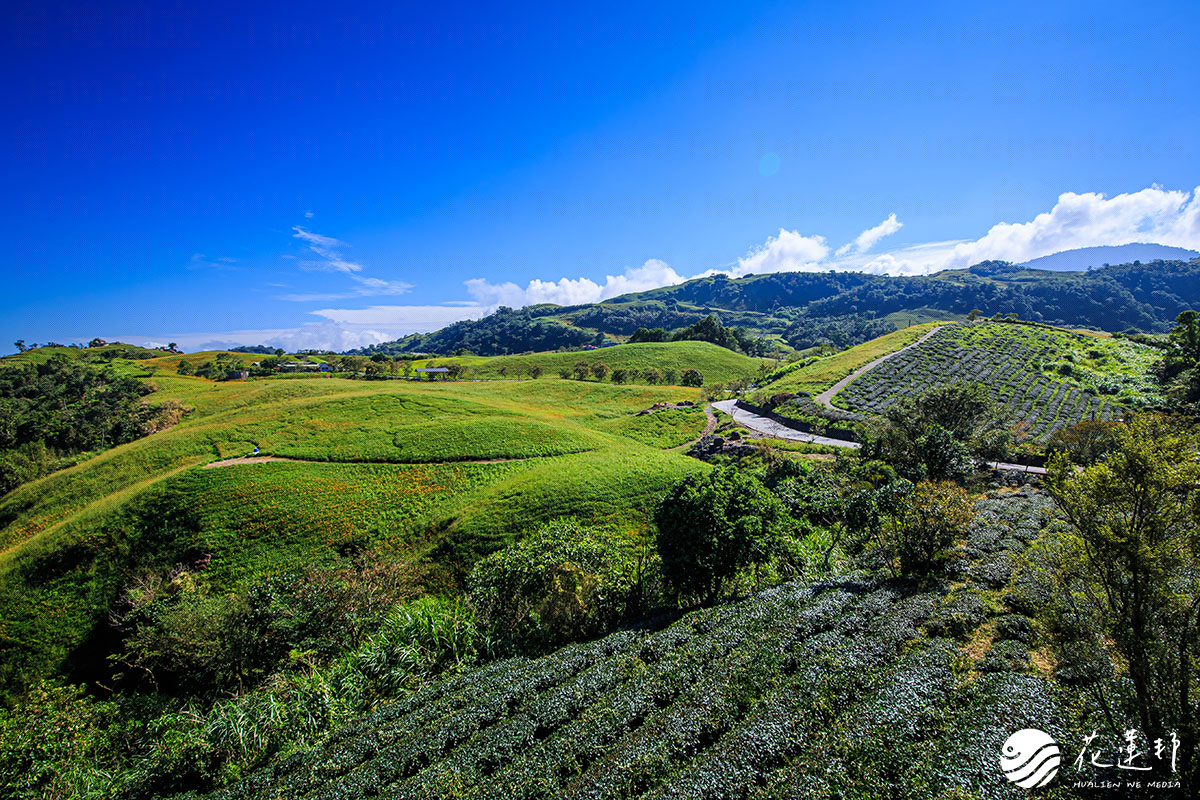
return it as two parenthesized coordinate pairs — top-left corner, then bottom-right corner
(355, 258), (1200, 357)
(413, 340), (766, 384)
(0, 373), (709, 695)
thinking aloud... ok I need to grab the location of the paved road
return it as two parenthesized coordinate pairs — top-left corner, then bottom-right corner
(987, 461), (1047, 475)
(813, 324), (948, 410)
(711, 400), (861, 449)
(711, 400), (1048, 474)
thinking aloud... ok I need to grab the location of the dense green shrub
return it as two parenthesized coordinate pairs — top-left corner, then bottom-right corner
(468, 519), (642, 652)
(654, 468), (794, 604)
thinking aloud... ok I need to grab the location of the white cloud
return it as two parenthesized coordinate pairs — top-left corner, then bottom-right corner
(187, 253), (239, 271)
(943, 185), (1200, 267)
(309, 304), (487, 328)
(463, 259), (686, 308)
(113, 304), (488, 353)
(285, 226), (413, 300)
(734, 229), (829, 277)
(835, 213), (903, 256)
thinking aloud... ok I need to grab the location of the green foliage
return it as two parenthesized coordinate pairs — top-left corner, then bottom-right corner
(654, 468), (793, 604)
(1043, 415), (1200, 788)
(892, 480), (974, 575)
(679, 368), (703, 387)
(108, 558), (421, 698)
(468, 519), (642, 652)
(666, 314), (770, 356)
(863, 382), (1002, 481)
(0, 356), (167, 495)
(1044, 419), (1123, 465)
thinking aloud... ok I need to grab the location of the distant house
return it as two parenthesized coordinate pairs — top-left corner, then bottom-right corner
(416, 367), (450, 381)
(318, 362), (335, 372)
(581, 344), (599, 351)
(279, 362), (321, 373)
(226, 370), (250, 380)
(601, 341), (619, 347)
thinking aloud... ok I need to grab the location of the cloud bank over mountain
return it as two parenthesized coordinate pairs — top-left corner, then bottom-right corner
(125, 186), (1200, 351)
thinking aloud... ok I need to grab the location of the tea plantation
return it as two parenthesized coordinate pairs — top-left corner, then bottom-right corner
(206, 489), (1093, 800)
(830, 321), (1160, 441)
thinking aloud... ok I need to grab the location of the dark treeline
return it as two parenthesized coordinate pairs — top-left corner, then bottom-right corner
(353, 306), (595, 357)
(0, 357), (175, 495)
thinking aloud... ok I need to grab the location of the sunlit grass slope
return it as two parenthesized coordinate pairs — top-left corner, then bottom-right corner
(0, 374), (708, 693)
(412, 340), (765, 383)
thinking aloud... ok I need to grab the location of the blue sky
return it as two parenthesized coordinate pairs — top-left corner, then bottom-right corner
(3, 1), (1199, 352)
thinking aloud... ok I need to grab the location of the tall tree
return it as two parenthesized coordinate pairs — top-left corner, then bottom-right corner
(1044, 415), (1200, 790)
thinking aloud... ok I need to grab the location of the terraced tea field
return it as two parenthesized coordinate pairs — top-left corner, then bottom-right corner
(831, 321), (1160, 442)
(210, 491), (1087, 800)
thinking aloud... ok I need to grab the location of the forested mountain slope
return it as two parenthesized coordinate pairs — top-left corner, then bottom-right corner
(359, 259), (1200, 356)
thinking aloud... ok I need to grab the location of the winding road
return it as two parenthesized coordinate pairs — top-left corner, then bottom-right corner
(709, 399), (1046, 474)
(710, 400), (862, 449)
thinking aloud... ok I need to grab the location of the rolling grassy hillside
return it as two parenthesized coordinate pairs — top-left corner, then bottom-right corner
(207, 489), (1090, 800)
(830, 321), (1161, 440)
(0, 369), (713, 695)
(412, 341), (767, 384)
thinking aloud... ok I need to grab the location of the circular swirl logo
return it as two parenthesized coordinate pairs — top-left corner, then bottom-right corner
(1000, 728), (1061, 789)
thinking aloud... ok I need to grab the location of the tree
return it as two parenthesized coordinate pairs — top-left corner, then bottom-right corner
(629, 327), (669, 343)
(88, 338), (107, 348)
(176, 360), (195, 376)
(863, 381), (1003, 481)
(591, 362), (611, 382)
(572, 361), (591, 381)
(643, 368), (662, 385)
(610, 368), (628, 384)
(1043, 416), (1200, 789)
(663, 368), (679, 385)
(891, 480), (972, 574)
(468, 519), (639, 652)
(1045, 420), (1123, 465)
(967, 309), (982, 321)
(528, 365), (543, 379)
(13, 340), (25, 353)
(680, 369), (704, 387)
(654, 468), (793, 605)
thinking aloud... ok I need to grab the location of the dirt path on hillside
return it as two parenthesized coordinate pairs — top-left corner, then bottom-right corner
(671, 404), (719, 451)
(203, 456), (296, 469)
(203, 454), (541, 469)
(813, 324), (948, 410)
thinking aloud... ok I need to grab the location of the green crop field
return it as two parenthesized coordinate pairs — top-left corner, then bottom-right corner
(412, 340), (766, 384)
(830, 320), (1161, 441)
(206, 490), (1088, 800)
(0, 367), (711, 693)
(762, 322), (944, 396)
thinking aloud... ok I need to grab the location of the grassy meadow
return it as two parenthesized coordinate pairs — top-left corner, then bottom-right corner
(410, 340), (767, 383)
(0, 353), (721, 694)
